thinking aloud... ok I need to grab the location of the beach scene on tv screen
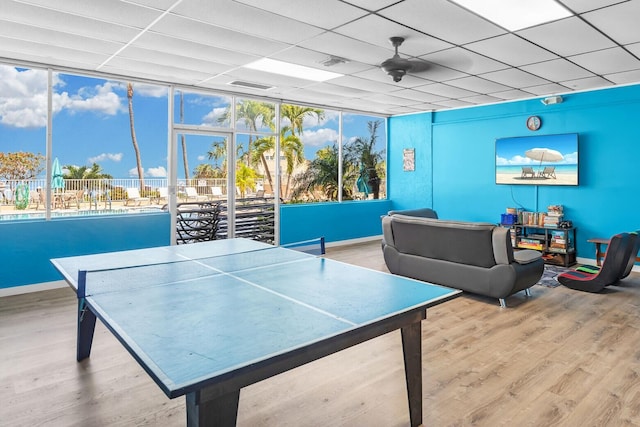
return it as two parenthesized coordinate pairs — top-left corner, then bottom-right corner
(495, 133), (578, 186)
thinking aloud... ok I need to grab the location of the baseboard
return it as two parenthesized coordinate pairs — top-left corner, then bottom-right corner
(0, 280), (67, 297)
(325, 235), (382, 248)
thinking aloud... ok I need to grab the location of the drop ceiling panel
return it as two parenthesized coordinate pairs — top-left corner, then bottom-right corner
(341, 0), (401, 12)
(2, 1), (141, 43)
(583, 1), (640, 45)
(520, 58), (596, 82)
(298, 32), (395, 66)
(0, 20), (122, 55)
(523, 83), (572, 96)
(517, 17), (616, 56)
(446, 76), (512, 94)
(460, 94), (503, 105)
(379, 0), (506, 45)
(0, 37), (109, 70)
(233, 0), (368, 29)
(388, 89), (448, 103)
(102, 57), (215, 83)
(151, 15), (290, 56)
(134, 32), (258, 67)
(605, 69), (640, 85)
(569, 47), (640, 75)
(328, 75), (400, 93)
(354, 67), (432, 88)
(480, 68), (550, 88)
(16, 0), (163, 28)
(269, 46), (372, 75)
(465, 34), (558, 67)
(560, 76), (614, 91)
(560, 0), (627, 13)
(172, 0), (325, 44)
(363, 93), (422, 107)
(413, 83), (478, 99)
(118, 46), (234, 75)
(491, 89), (535, 100)
(333, 14), (453, 55)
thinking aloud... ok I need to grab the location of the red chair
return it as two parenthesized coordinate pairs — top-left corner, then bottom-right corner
(557, 233), (635, 293)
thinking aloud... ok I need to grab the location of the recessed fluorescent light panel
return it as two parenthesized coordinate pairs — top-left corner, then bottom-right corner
(450, 0), (573, 31)
(243, 58), (343, 82)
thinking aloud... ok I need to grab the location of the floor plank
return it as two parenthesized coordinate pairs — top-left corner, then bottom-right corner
(1, 240), (639, 426)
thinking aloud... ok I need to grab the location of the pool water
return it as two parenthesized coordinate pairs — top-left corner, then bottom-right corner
(0, 207), (164, 221)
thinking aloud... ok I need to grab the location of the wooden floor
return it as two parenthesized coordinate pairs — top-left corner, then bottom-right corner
(2, 240), (640, 426)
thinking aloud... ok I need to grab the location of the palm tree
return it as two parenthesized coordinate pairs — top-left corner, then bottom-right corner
(278, 105), (323, 197)
(291, 144), (356, 201)
(180, 92), (189, 181)
(64, 163), (112, 180)
(344, 120), (385, 199)
(236, 162), (257, 198)
(127, 82), (145, 191)
(192, 163), (222, 179)
(217, 99), (274, 164)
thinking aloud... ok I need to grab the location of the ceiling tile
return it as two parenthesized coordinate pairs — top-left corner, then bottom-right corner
(560, 0), (627, 13)
(299, 32), (396, 66)
(465, 34), (558, 67)
(460, 94), (503, 105)
(362, 93), (422, 106)
(523, 83), (572, 96)
(446, 76), (512, 93)
(583, 1), (640, 44)
(333, 14), (453, 55)
(432, 99), (476, 109)
(134, 32), (258, 67)
(517, 16), (615, 56)
(0, 36), (109, 70)
(329, 75), (400, 93)
(490, 89), (536, 100)
(379, 0), (506, 45)
(2, 1), (141, 43)
(520, 58), (595, 82)
(150, 15), (289, 56)
(233, 0), (368, 29)
(480, 68), (550, 88)
(388, 89), (448, 103)
(560, 76), (614, 91)
(605, 69), (640, 85)
(341, 0), (401, 12)
(569, 47), (640, 75)
(171, 0), (325, 44)
(413, 83), (477, 99)
(269, 46), (372, 75)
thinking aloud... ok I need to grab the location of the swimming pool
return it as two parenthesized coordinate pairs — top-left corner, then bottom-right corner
(0, 207), (164, 221)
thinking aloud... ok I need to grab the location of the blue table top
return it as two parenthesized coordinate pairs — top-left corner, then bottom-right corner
(52, 239), (459, 397)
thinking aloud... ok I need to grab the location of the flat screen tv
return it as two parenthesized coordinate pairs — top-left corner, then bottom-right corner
(495, 133), (578, 186)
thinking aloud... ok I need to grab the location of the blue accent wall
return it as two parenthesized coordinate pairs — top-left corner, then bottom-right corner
(0, 213), (171, 289)
(280, 200), (392, 245)
(388, 84), (640, 262)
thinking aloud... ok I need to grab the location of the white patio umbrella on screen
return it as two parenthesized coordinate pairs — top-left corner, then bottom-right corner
(525, 147), (564, 174)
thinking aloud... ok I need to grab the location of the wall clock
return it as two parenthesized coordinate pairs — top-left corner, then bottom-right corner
(526, 116), (541, 131)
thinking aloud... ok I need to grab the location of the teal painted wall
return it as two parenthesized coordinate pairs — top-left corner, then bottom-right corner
(388, 84), (640, 262)
(0, 213), (171, 289)
(280, 200), (392, 245)
(387, 112), (433, 210)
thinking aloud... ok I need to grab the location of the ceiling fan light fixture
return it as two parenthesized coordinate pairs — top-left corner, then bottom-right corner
(386, 68), (406, 83)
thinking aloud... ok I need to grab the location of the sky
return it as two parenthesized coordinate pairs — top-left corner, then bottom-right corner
(0, 65), (385, 180)
(495, 133), (579, 166)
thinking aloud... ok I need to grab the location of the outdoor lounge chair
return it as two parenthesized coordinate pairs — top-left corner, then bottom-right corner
(125, 187), (150, 206)
(209, 186), (223, 199)
(521, 167), (536, 178)
(156, 187), (169, 204)
(538, 166), (556, 178)
(183, 186), (208, 202)
(557, 232), (636, 293)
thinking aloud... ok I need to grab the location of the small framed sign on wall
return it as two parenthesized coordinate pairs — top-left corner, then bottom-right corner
(403, 148), (415, 171)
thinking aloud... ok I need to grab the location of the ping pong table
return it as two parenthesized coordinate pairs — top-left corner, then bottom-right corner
(52, 238), (460, 426)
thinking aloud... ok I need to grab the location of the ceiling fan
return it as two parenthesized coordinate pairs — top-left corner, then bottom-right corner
(380, 37), (430, 82)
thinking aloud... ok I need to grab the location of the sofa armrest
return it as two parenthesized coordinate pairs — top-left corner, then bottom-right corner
(382, 216), (395, 247)
(492, 227), (515, 265)
(514, 249), (542, 264)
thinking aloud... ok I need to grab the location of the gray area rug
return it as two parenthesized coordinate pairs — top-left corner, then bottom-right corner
(537, 264), (572, 288)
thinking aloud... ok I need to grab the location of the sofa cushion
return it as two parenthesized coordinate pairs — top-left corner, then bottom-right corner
(389, 215), (497, 268)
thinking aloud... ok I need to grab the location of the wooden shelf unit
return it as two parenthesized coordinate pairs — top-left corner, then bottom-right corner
(507, 224), (577, 267)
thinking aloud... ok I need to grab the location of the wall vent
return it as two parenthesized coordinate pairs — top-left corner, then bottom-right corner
(228, 80), (274, 90)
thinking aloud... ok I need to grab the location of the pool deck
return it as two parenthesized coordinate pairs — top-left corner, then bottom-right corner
(0, 199), (167, 219)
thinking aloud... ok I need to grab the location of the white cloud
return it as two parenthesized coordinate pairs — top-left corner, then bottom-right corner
(301, 128), (338, 147)
(202, 106), (228, 126)
(146, 166), (167, 177)
(88, 153), (123, 163)
(129, 83), (168, 98)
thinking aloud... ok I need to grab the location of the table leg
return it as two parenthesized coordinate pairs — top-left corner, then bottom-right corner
(595, 242), (603, 267)
(77, 298), (97, 361)
(401, 321), (422, 427)
(186, 388), (240, 427)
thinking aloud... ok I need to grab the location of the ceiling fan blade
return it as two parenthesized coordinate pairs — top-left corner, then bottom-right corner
(407, 60), (430, 73)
